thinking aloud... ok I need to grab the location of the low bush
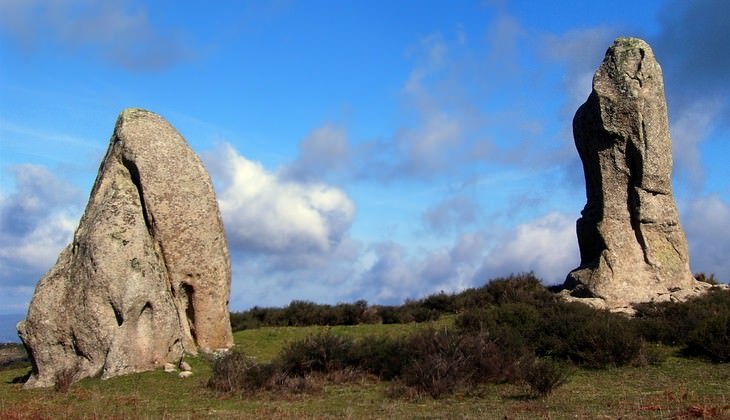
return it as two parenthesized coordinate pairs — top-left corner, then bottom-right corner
(207, 351), (257, 393)
(347, 335), (410, 380)
(229, 273), (558, 331)
(538, 302), (644, 368)
(520, 358), (569, 398)
(278, 331), (354, 376)
(398, 329), (472, 398)
(634, 288), (730, 362)
(480, 273), (557, 307)
(218, 275), (730, 400)
(208, 327), (552, 399)
(456, 300), (646, 369)
(230, 300), (379, 331)
(389, 328), (524, 398)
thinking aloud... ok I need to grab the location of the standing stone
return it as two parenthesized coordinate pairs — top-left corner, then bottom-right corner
(17, 108), (233, 388)
(564, 37), (698, 307)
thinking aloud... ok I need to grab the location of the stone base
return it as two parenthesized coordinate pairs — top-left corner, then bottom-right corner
(557, 281), (726, 315)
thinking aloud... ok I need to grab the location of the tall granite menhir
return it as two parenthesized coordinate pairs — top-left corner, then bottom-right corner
(18, 108), (233, 388)
(564, 37), (699, 308)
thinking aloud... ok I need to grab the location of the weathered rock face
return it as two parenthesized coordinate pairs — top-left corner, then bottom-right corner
(564, 37), (698, 307)
(17, 108), (233, 388)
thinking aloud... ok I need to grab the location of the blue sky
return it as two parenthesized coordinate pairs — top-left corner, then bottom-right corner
(1, 0), (729, 316)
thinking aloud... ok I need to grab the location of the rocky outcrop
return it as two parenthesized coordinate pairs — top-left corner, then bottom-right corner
(17, 108), (233, 388)
(564, 37), (702, 308)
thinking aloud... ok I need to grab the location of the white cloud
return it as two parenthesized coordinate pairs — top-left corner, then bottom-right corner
(670, 99), (721, 190)
(212, 144), (356, 256)
(0, 213), (76, 271)
(357, 233), (487, 304)
(682, 195), (730, 281)
(475, 212), (577, 285)
(0, 164), (82, 313)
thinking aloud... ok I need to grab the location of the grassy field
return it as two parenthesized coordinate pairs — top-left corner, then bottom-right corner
(2, 320), (729, 419)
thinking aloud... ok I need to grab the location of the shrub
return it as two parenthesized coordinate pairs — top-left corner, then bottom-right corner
(481, 273), (557, 307)
(420, 292), (455, 313)
(457, 330), (521, 383)
(207, 351), (284, 393)
(398, 328), (474, 398)
(456, 300), (646, 368)
(695, 272), (719, 285)
(455, 304), (539, 371)
(207, 351), (255, 393)
(396, 328), (521, 398)
(538, 302), (644, 368)
(347, 335), (410, 380)
(278, 331), (353, 376)
(634, 288), (730, 362)
(520, 358), (569, 398)
(685, 310), (730, 363)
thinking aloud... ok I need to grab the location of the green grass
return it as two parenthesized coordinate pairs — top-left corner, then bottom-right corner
(2, 319), (729, 419)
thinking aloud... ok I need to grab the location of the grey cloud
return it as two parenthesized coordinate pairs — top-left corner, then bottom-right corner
(227, 235), (362, 308)
(228, 242), (361, 310)
(422, 195), (478, 234)
(0, 0), (195, 71)
(357, 233), (487, 305)
(0, 165), (82, 293)
(542, 27), (618, 118)
(358, 242), (418, 304)
(484, 11), (527, 78)
(0, 164), (82, 237)
(682, 195), (730, 281)
(670, 100), (722, 191)
(653, 0), (730, 112)
(282, 124), (350, 182)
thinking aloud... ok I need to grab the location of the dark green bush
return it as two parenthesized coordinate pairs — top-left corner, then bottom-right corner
(398, 328), (472, 398)
(347, 335), (410, 379)
(455, 330), (521, 383)
(456, 300), (645, 369)
(220, 274), (730, 400)
(481, 273), (557, 307)
(395, 328), (523, 398)
(278, 331), (354, 376)
(207, 351), (257, 393)
(685, 313), (730, 363)
(696, 272), (719, 285)
(538, 302), (644, 368)
(520, 358), (569, 398)
(634, 288), (730, 362)
(229, 273), (561, 331)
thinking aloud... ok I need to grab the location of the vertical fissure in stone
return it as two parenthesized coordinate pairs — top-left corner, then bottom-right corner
(112, 303), (123, 327)
(121, 157), (153, 234)
(626, 139), (649, 265)
(182, 283), (196, 343)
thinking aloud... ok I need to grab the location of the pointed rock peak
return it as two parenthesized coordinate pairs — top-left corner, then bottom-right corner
(18, 109), (233, 388)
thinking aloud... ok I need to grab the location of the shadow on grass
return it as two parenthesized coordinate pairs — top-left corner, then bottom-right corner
(7, 368), (30, 384)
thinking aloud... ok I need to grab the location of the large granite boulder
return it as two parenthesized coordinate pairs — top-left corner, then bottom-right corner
(17, 108), (233, 388)
(564, 37), (703, 308)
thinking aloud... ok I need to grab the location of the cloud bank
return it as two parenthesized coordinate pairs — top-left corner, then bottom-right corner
(0, 0), (195, 71)
(0, 165), (82, 313)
